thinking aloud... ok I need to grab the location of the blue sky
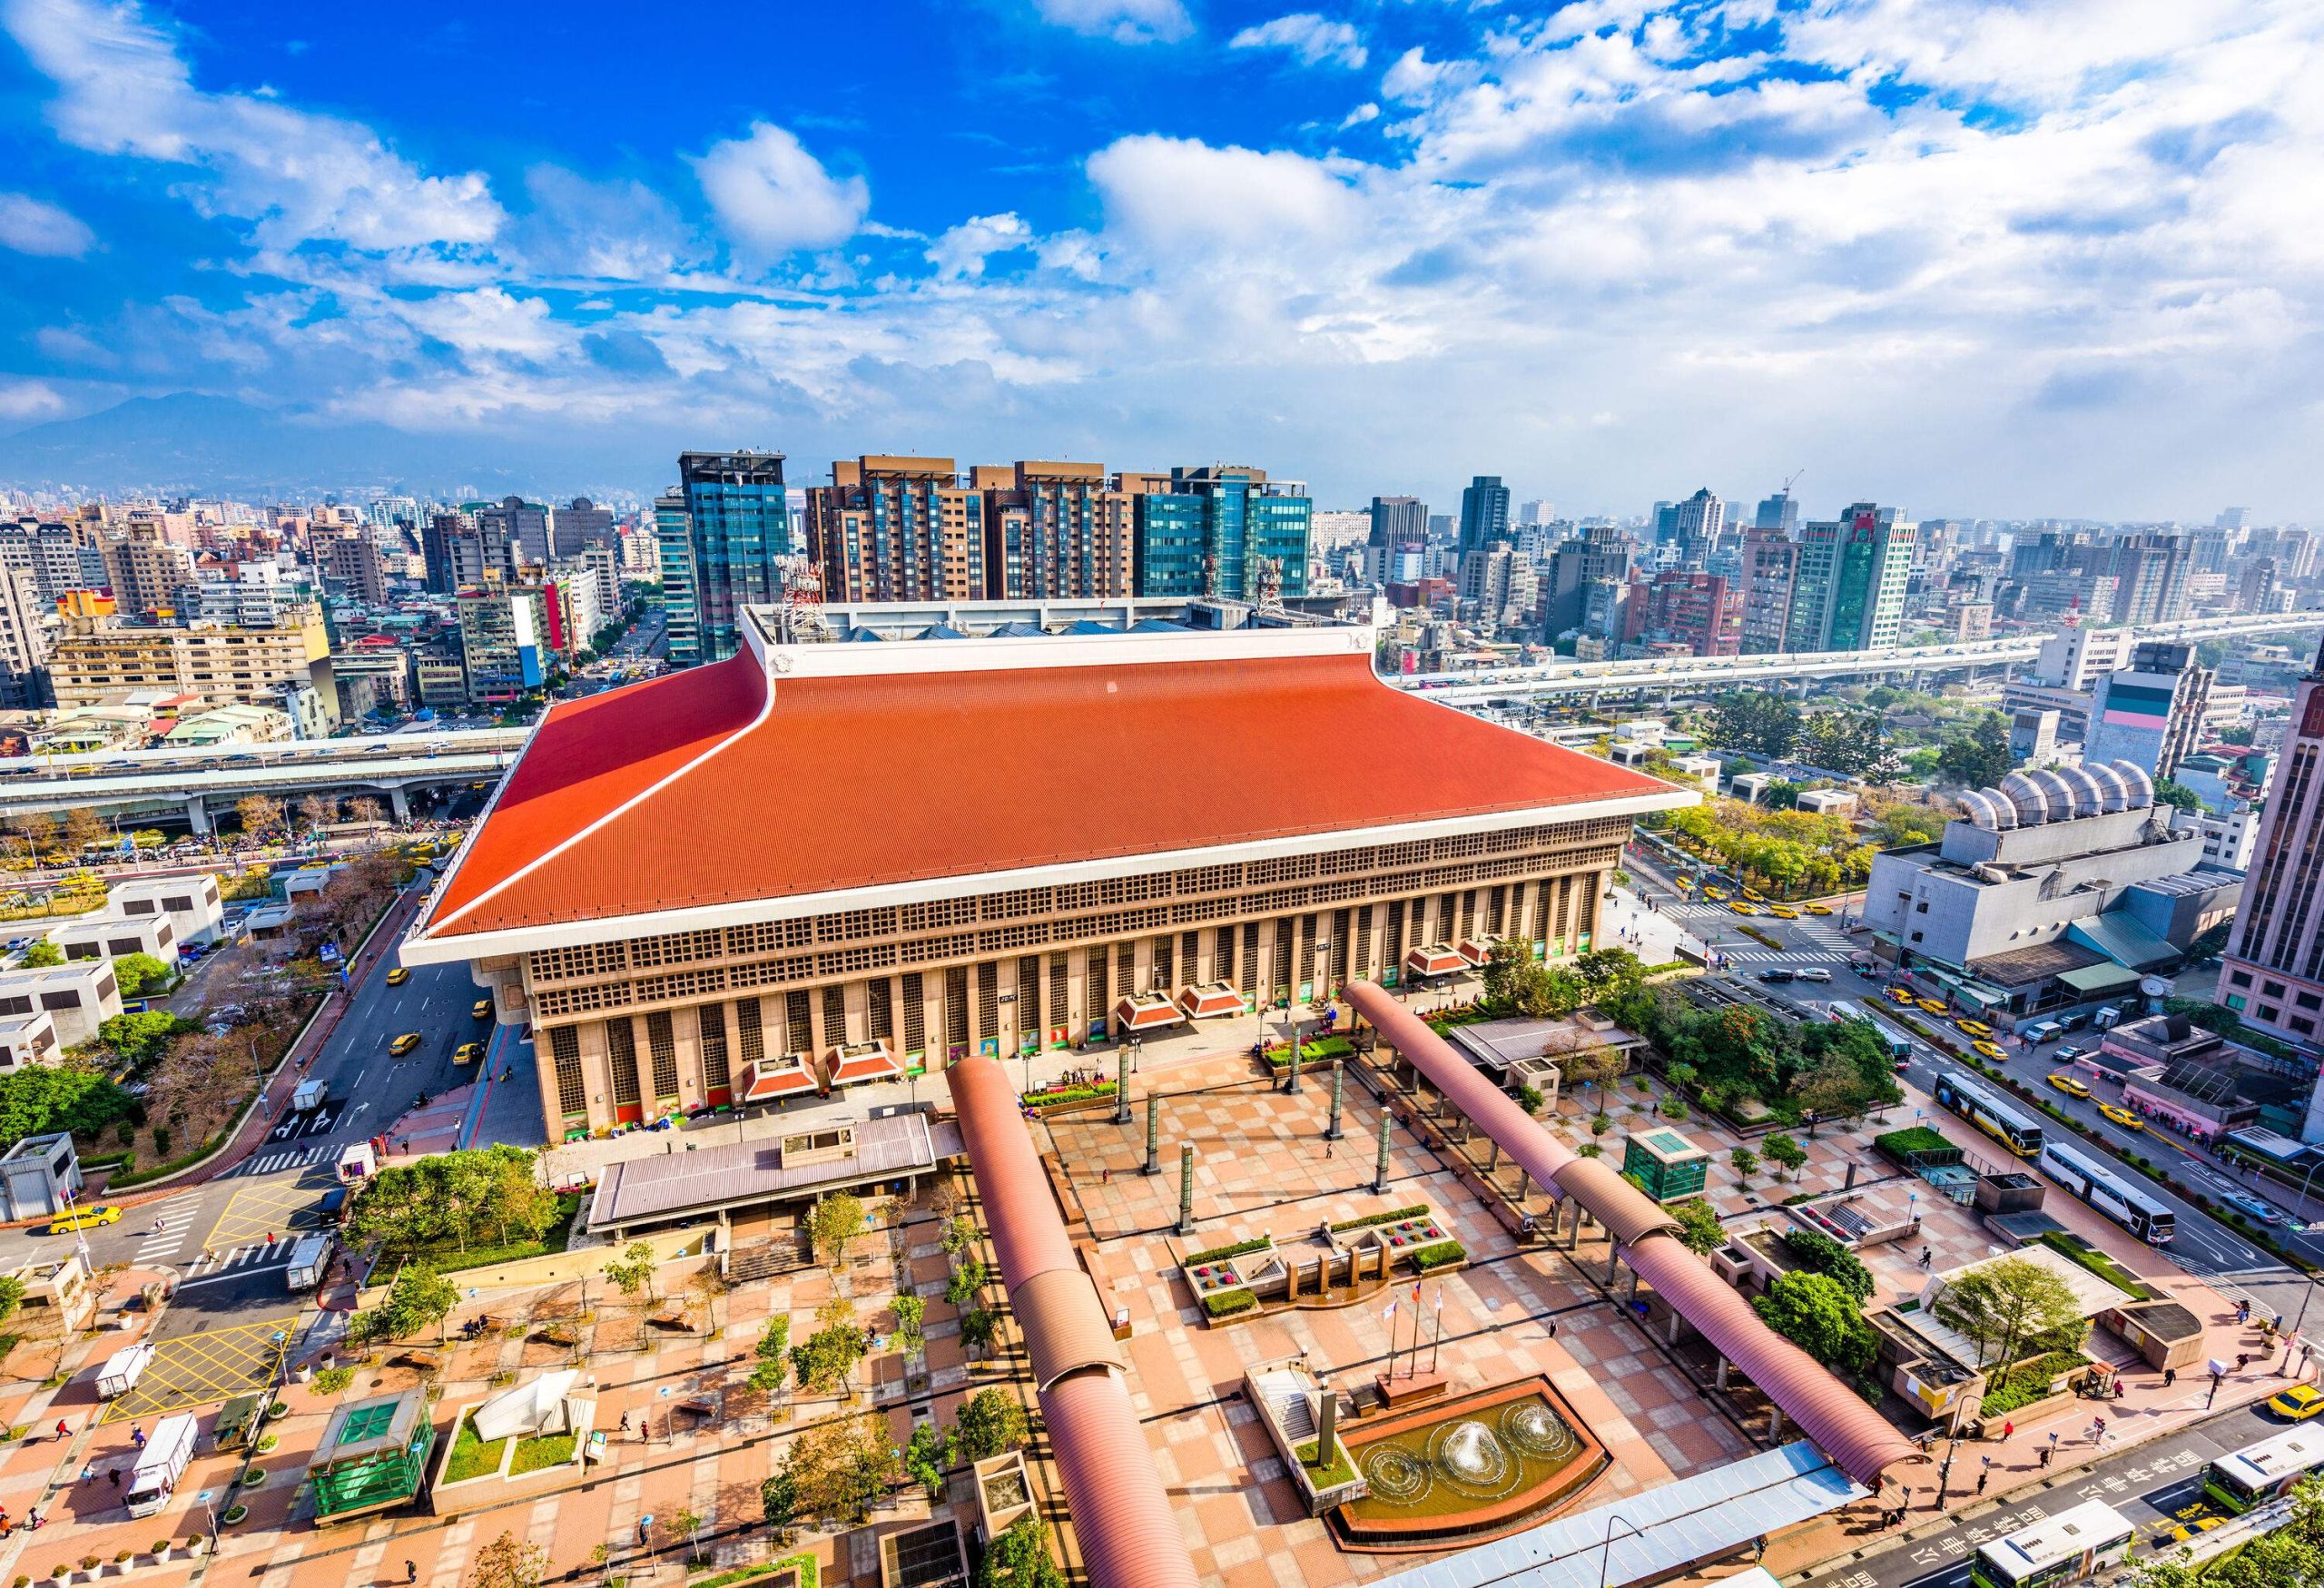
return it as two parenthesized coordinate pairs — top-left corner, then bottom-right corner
(1, 0), (2319, 516)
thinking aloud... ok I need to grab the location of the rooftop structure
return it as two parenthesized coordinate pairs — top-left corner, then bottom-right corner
(402, 619), (1687, 1138)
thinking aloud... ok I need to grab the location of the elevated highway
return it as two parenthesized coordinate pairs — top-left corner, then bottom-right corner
(0, 728), (527, 828)
(1393, 612), (2324, 705)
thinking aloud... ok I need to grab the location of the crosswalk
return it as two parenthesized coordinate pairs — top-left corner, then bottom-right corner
(182, 1241), (294, 1280)
(227, 1144), (325, 1178)
(136, 1189), (204, 1262)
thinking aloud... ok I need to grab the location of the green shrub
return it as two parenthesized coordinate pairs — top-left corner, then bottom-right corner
(1873, 1126), (1954, 1159)
(1780, 1227), (1874, 1302)
(1182, 1237), (1271, 1267)
(1201, 1289), (1257, 1317)
(1979, 1352), (2092, 1417)
(1327, 1205), (1430, 1233)
(1409, 1240), (1466, 1269)
(314, 1366), (355, 1395)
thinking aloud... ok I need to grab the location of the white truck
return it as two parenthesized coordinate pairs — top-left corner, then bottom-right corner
(97, 1343), (154, 1400)
(291, 1078), (329, 1113)
(285, 1233), (334, 1292)
(336, 1140), (377, 1182)
(123, 1414), (197, 1518)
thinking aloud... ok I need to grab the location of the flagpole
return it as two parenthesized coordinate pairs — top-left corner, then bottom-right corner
(1429, 1291), (1443, 1374)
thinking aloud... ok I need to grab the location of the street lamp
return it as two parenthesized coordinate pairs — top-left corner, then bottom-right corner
(1597, 1514), (1646, 1588)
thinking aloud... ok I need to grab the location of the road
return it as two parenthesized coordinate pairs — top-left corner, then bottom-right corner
(1796, 1399), (2286, 1588)
(1619, 843), (2322, 1331)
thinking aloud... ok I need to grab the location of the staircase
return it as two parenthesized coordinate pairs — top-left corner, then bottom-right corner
(1255, 1368), (1316, 1444)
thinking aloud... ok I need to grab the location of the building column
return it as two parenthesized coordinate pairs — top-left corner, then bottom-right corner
(185, 792), (209, 835)
(385, 783), (409, 823)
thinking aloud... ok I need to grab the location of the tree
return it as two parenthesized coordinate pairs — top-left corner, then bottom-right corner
(777, 1409), (898, 1527)
(977, 1516), (1067, 1588)
(891, 1293), (927, 1359)
(1667, 1198), (1725, 1257)
(299, 793), (340, 832)
(2132, 1474), (2324, 1588)
(2152, 777), (2203, 813)
(1761, 1132), (1807, 1180)
(12, 810), (57, 858)
(791, 1319), (870, 1397)
(61, 808), (105, 854)
(748, 1314), (793, 1393)
(1935, 713), (2014, 789)
(602, 1239), (659, 1305)
(1752, 1271), (1876, 1383)
(808, 1191), (864, 1269)
(1729, 1147), (1758, 1182)
(346, 1147), (556, 1255)
(946, 1256), (990, 1308)
(351, 1264), (459, 1344)
(0, 1061), (132, 1139)
(1790, 1055), (1882, 1126)
(958, 1307), (1001, 1357)
(684, 1265), (726, 1334)
(21, 940), (62, 967)
(760, 1470), (798, 1539)
(1705, 691), (1801, 757)
(940, 1215), (979, 1257)
(1872, 802), (1947, 848)
(949, 1387), (1030, 1465)
(1797, 708), (1893, 780)
(97, 1011), (196, 1067)
(1481, 938), (1538, 1007)
(903, 1422), (948, 1498)
(112, 952), (173, 998)
(672, 1508), (705, 1565)
(467, 1532), (549, 1588)
(236, 794), (285, 841)
(1931, 1257), (2083, 1370)
(0, 1272), (24, 1328)
(348, 796), (387, 831)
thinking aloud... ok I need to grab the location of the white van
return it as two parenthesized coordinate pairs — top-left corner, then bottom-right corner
(2022, 1019), (2064, 1045)
(97, 1344), (154, 1400)
(285, 1234), (334, 1292)
(336, 1141), (377, 1182)
(123, 1414), (198, 1518)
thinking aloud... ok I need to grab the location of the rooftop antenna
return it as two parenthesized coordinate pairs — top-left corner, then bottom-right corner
(1254, 555), (1285, 617)
(781, 557), (828, 642)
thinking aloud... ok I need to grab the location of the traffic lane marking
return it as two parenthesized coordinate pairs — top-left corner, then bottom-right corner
(102, 1316), (295, 1422)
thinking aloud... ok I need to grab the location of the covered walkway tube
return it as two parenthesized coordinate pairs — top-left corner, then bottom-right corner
(1343, 980), (1922, 1488)
(949, 1056), (1197, 1588)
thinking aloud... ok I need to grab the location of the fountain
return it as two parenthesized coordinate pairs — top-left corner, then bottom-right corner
(1333, 1376), (1609, 1551)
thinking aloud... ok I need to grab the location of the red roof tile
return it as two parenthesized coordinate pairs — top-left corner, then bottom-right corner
(419, 646), (1670, 944)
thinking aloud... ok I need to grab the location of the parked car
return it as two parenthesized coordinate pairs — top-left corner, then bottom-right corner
(1796, 967), (1832, 983)
(2047, 1073), (2092, 1099)
(2053, 1044), (2087, 1065)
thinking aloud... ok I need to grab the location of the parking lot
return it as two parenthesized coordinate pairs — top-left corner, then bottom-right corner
(102, 1316), (299, 1424)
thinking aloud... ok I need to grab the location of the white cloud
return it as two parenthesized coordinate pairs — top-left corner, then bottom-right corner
(517, 166), (698, 282)
(690, 122), (870, 260)
(1033, 0), (1192, 44)
(398, 288), (566, 360)
(928, 212), (1034, 279)
(2, 0), (502, 251)
(1231, 14), (1368, 70)
(0, 190), (94, 256)
(0, 380), (67, 421)
(1088, 135), (1366, 253)
(1340, 103), (1381, 130)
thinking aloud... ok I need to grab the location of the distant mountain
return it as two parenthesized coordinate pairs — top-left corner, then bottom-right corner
(0, 393), (672, 499)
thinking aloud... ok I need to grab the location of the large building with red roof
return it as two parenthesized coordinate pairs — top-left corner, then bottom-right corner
(401, 608), (1691, 1138)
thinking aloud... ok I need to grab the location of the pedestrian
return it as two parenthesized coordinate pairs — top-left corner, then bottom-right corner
(266, 1230), (276, 1248)
(1100, 1167), (1110, 1184)
(2164, 1366), (2177, 1387)
(1976, 1470), (1988, 1495)
(2039, 1443), (2053, 1468)
(2239, 1298), (2251, 1324)
(405, 1563), (417, 1584)
(636, 1520), (650, 1548)
(131, 1424), (144, 1449)
(2093, 1415), (2106, 1445)
(107, 1468), (119, 1489)
(53, 1419), (66, 1441)
(79, 1464), (94, 1484)
(618, 1411), (630, 1434)
(2238, 1351), (2250, 1372)
(2002, 1419), (2014, 1441)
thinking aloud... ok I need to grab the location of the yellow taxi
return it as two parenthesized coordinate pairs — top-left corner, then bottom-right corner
(1674, 875), (1692, 889)
(48, 1203), (121, 1234)
(472, 999), (492, 1021)
(1728, 902), (1759, 916)
(1702, 887), (1728, 901)
(1741, 887), (1767, 902)
(2157, 1515), (2225, 1544)
(2268, 1384), (2324, 1421)
(1972, 1041), (2006, 1060)
(453, 1041), (484, 1065)
(2098, 1104), (2145, 1132)
(1802, 902), (1833, 916)
(389, 1031), (423, 1056)
(1886, 987), (1917, 1006)
(1915, 998), (1947, 1016)
(1954, 1018), (1994, 1038)
(2047, 1072), (2091, 1099)
(386, 967), (409, 985)
(1768, 906), (1799, 920)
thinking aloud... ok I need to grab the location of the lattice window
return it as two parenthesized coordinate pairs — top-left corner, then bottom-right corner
(698, 1004), (731, 1092)
(1356, 906), (1374, 975)
(1088, 948), (1108, 1017)
(979, 962), (999, 1039)
(1048, 952), (1068, 1024)
(947, 966), (970, 1048)
(549, 1026), (586, 1118)
(607, 1018), (639, 1105)
(1299, 914), (1317, 981)
(1153, 935), (1173, 991)
(646, 1011), (678, 1100)
(822, 984), (848, 1044)
(1488, 884), (1507, 936)
(1387, 899), (1407, 969)
(1117, 941), (1136, 997)
(1458, 890), (1475, 942)
(818, 907), (897, 944)
(1216, 924), (1235, 984)
(1273, 918), (1293, 995)
(902, 897), (978, 932)
(1016, 955), (1041, 1036)
(724, 922), (784, 958)
(901, 972), (925, 1051)
(1331, 908), (1352, 984)
(633, 929), (722, 969)
(1239, 922), (1258, 994)
(532, 942), (626, 982)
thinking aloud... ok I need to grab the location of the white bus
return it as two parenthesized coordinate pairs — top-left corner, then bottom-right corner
(1970, 1500), (2133, 1588)
(2205, 1425), (2324, 1514)
(2038, 1139), (2176, 1246)
(1934, 1070), (2046, 1158)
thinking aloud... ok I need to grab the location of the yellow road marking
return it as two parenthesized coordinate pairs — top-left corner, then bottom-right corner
(102, 1317), (297, 1423)
(205, 1177), (328, 1248)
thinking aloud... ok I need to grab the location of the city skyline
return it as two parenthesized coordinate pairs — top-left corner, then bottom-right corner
(1, 0), (2319, 515)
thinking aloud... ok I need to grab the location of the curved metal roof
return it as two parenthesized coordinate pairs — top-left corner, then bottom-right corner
(948, 1057), (1196, 1588)
(1344, 981), (1924, 1489)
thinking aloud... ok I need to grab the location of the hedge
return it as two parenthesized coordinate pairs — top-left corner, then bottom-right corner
(1409, 1239), (1467, 1270)
(1265, 1035), (1354, 1067)
(1874, 1126), (1954, 1159)
(2039, 1232), (2159, 1300)
(1182, 1237), (1271, 1267)
(1020, 1080), (1116, 1108)
(1979, 1351), (2092, 1417)
(1329, 1205), (1431, 1233)
(1202, 1289), (1258, 1317)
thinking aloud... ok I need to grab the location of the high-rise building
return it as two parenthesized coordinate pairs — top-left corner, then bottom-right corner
(48, 606), (330, 710)
(550, 498), (616, 558)
(102, 521), (196, 618)
(1753, 490), (1800, 534)
(2083, 642), (2212, 779)
(2215, 508), (2248, 532)
(1133, 466), (1309, 602)
(2221, 635), (2324, 1064)
(675, 451), (789, 666)
(0, 567), (51, 708)
(1620, 570), (1742, 656)
(421, 511), (513, 594)
(457, 586), (564, 703)
(1665, 488), (1726, 563)
(1784, 503), (1915, 652)
(1, 518), (97, 601)
(806, 457), (990, 604)
(1369, 496), (1427, 549)
(320, 529), (390, 605)
(984, 461), (1135, 599)
(1738, 528), (1798, 653)
(655, 489), (701, 669)
(1538, 528), (1631, 640)
(1456, 476), (1511, 557)
(477, 497), (552, 568)
(2083, 533), (2192, 626)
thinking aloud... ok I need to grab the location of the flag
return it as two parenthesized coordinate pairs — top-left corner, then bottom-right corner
(1413, 1281), (1423, 1301)
(1382, 1300), (1397, 1322)
(1434, 1291), (1444, 1313)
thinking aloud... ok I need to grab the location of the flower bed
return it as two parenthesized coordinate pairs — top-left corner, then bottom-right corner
(1979, 1351), (2093, 1418)
(1408, 1239), (1466, 1271)
(1328, 1206), (1431, 1234)
(1021, 1080), (1117, 1110)
(1873, 1126), (1955, 1160)
(1263, 1035), (1354, 1068)
(1183, 1237), (1271, 1267)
